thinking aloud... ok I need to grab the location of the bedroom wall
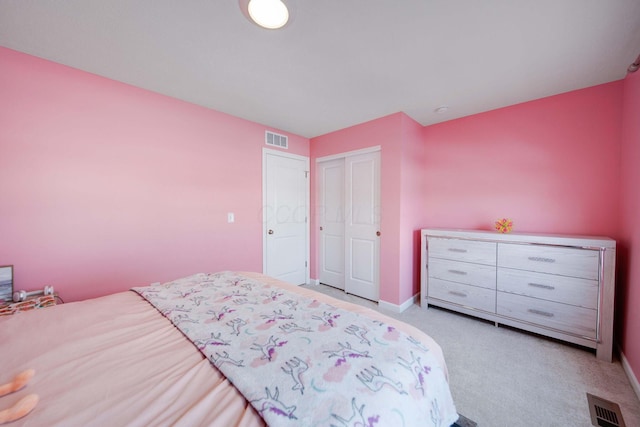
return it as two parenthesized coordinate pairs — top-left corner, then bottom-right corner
(620, 69), (640, 386)
(309, 83), (623, 307)
(310, 113), (412, 305)
(421, 81), (623, 238)
(398, 115), (426, 303)
(0, 47), (310, 302)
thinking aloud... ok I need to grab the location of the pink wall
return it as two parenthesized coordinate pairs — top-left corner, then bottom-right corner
(422, 82), (623, 238)
(620, 70), (640, 378)
(0, 47), (309, 302)
(310, 113), (426, 306)
(310, 113), (406, 304)
(310, 83), (623, 307)
(2, 48), (632, 370)
(398, 115), (426, 303)
(310, 83), (623, 306)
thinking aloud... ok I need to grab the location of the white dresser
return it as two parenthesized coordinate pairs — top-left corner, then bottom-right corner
(420, 229), (616, 362)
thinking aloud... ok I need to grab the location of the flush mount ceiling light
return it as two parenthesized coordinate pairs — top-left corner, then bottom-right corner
(434, 105), (449, 114)
(244, 0), (289, 29)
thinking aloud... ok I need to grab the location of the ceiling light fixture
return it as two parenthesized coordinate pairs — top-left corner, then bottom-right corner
(434, 106), (449, 114)
(247, 0), (289, 29)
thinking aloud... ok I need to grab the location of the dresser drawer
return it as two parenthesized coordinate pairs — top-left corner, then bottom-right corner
(497, 243), (599, 280)
(429, 259), (496, 290)
(428, 237), (496, 265)
(428, 278), (496, 312)
(497, 292), (597, 339)
(498, 268), (598, 309)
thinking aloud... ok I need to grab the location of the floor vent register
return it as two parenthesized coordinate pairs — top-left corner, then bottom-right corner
(587, 393), (626, 427)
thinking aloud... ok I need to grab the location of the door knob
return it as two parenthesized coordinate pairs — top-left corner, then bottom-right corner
(376, 231), (381, 236)
(268, 229), (274, 235)
(320, 226), (323, 231)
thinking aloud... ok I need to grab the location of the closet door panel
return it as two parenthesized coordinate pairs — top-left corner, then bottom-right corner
(318, 159), (345, 289)
(345, 151), (380, 301)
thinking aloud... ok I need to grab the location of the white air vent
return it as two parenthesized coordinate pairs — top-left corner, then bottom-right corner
(265, 131), (288, 149)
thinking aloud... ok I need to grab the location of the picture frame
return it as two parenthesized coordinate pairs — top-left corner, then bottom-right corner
(0, 265), (13, 304)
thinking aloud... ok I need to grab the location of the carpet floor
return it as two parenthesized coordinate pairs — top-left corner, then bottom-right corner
(303, 283), (640, 427)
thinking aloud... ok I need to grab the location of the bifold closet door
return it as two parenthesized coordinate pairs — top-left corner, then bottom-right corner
(344, 151), (380, 301)
(318, 158), (345, 290)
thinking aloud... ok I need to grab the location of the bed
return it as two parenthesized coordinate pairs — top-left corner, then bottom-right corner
(0, 271), (458, 426)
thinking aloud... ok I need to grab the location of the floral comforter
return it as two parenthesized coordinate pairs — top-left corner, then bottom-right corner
(133, 272), (458, 427)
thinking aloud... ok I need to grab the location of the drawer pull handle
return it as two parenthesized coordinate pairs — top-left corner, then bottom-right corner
(448, 291), (467, 297)
(448, 248), (468, 253)
(528, 282), (555, 290)
(528, 308), (554, 318)
(448, 269), (468, 276)
(528, 256), (556, 263)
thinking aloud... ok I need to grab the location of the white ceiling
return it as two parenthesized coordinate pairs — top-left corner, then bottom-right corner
(1, 1), (639, 138)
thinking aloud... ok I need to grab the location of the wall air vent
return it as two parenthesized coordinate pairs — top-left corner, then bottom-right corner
(265, 131), (288, 149)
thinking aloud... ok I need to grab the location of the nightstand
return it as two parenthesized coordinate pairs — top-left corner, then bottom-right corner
(0, 295), (57, 316)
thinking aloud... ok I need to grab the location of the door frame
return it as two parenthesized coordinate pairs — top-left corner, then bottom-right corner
(315, 145), (381, 164)
(262, 148), (310, 284)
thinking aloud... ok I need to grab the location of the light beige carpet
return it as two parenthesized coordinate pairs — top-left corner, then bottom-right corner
(303, 283), (640, 427)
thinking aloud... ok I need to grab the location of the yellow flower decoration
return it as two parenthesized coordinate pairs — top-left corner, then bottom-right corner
(495, 218), (513, 234)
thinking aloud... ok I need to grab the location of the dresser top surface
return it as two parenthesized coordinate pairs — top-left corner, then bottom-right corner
(422, 228), (616, 249)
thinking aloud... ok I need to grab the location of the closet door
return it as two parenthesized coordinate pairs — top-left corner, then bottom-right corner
(344, 151), (380, 301)
(318, 158), (345, 289)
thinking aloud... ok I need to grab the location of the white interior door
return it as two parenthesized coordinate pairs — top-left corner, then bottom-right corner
(318, 158), (345, 289)
(345, 151), (380, 301)
(263, 150), (308, 285)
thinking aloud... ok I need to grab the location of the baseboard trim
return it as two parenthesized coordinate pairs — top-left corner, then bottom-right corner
(308, 278), (320, 286)
(620, 348), (640, 401)
(379, 293), (419, 313)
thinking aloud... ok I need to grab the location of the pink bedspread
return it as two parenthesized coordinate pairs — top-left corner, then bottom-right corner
(0, 272), (454, 426)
